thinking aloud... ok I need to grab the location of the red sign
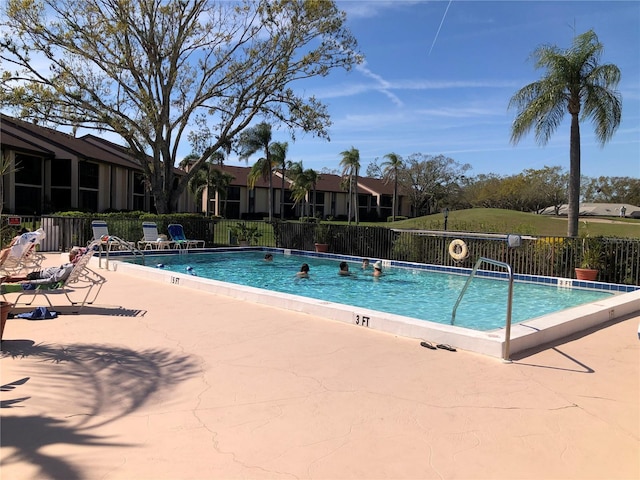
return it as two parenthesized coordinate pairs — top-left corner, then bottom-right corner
(7, 216), (21, 226)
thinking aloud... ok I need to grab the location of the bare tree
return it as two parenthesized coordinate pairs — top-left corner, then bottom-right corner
(0, 0), (361, 213)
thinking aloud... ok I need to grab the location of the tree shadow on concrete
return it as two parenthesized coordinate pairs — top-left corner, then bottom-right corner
(1, 339), (200, 479)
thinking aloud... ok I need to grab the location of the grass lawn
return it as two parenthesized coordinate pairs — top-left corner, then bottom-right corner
(357, 208), (640, 238)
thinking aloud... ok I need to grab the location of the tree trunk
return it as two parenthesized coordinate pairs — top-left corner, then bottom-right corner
(354, 171), (359, 225)
(347, 174), (352, 225)
(567, 113), (581, 237)
(392, 174), (398, 221)
(280, 166), (286, 219)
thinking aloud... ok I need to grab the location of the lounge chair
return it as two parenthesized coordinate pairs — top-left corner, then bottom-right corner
(0, 228), (46, 275)
(91, 220), (136, 251)
(138, 222), (175, 250)
(167, 224), (205, 249)
(6, 241), (106, 312)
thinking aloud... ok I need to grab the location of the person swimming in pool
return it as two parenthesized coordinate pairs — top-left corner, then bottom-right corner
(296, 263), (310, 278)
(339, 261), (351, 276)
(361, 258), (369, 270)
(264, 253), (273, 261)
(372, 261), (383, 277)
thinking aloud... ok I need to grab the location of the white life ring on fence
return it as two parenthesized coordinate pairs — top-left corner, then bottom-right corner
(449, 239), (468, 261)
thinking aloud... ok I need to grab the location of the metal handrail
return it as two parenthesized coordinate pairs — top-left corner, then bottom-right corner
(451, 257), (514, 361)
(98, 237), (145, 269)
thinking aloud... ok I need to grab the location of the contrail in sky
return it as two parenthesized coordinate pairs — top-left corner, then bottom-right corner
(428, 0), (453, 56)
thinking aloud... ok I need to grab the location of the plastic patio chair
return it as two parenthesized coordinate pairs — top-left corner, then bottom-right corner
(138, 222), (175, 250)
(91, 220), (136, 251)
(167, 224), (204, 249)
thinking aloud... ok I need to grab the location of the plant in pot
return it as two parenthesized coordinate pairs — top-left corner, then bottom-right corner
(229, 222), (261, 247)
(575, 236), (603, 281)
(314, 223), (331, 252)
(1, 300), (13, 341)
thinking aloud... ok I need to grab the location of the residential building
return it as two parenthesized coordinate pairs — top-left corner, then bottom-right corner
(0, 114), (194, 214)
(1, 113), (408, 220)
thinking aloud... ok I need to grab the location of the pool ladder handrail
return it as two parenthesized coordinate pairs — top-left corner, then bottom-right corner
(98, 237), (146, 269)
(451, 257), (514, 361)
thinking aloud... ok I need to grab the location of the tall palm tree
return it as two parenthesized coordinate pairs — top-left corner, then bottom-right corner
(238, 122), (274, 221)
(509, 30), (621, 237)
(305, 168), (320, 217)
(247, 157), (274, 216)
(269, 141), (289, 219)
(339, 147), (360, 225)
(381, 152), (404, 222)
(186, 166), (208, 213)
(288, 161), (308, 216)
(209, 169), (235, 218)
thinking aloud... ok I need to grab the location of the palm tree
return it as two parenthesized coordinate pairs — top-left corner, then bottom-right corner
(509, 30), (621, 237)
(185, 167), (209, 213)
(339, 147), (360, 225)
(269, 141), (289, 219)
(305, 168), (320, 217)
(381, 152), (404, 222)
(247, 157), (274, 215)
(288, 161), (308, 216)
(209, 169), (235, 218)
(238, 122), (274, 221)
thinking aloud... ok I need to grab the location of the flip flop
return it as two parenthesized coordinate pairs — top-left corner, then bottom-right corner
(420, 341), (437, 350)
(437, 344), (456, 352)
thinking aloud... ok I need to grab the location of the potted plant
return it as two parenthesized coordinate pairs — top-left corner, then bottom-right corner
(314, 223), (331, 252)
(575, 236), (603, 281)
(229, 222), (262, 247)
(1, 301), (13, 341)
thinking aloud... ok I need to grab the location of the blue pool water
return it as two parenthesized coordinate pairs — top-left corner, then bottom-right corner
(143, 251), (613, 331)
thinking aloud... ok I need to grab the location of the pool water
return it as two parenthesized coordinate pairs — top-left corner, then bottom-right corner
(146, 251), (613, 331)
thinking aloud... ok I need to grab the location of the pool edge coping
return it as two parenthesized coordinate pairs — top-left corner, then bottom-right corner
(102, 250), (640, 359)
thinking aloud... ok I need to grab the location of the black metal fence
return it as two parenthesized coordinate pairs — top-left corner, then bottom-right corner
(272, 222), (640, 286)
(4, 215), (639, 285)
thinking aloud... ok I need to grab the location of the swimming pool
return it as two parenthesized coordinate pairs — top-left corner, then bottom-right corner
(113, 249), (640, 358)
(145, 251), (612, 331)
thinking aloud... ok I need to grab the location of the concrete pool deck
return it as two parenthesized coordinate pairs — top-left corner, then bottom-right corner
(1, 253), (639, 479)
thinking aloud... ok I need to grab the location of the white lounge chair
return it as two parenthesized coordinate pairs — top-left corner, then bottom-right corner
(0, 228), (46, 275)
(91, 220), (136, 251)
(7, 241), (106, 312)
(138, 222), (175, 250)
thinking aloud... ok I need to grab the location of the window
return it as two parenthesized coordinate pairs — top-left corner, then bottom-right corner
(224, 186), (241, 218)
(14, 154), (43, 213)
(79, 161), (99, 189)
(78, 162), (99, 211)
(14, 186), (42, 214)
(133, 172), (146, 210)
(51, 159), (71, 186)
(50, 189), (72, 212)
(15, 154), (42, 184)
(50, 159), (72, 212)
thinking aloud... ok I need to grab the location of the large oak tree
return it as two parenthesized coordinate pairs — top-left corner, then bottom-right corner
(0, 0), (361, 213)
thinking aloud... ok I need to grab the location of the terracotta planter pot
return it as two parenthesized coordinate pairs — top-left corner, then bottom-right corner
(1, 301), (13, 342)
(575, 268), (598, 281)
(314, 243), (329, 253)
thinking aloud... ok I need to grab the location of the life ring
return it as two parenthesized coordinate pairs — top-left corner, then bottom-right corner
(449, 239), (468, 261)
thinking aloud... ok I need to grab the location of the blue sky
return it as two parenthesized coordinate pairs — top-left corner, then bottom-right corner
(223, 0), (640, 179)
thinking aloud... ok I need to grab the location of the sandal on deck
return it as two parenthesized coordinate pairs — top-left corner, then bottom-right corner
(420, 341), (437, 350)
(436, 344), (456, 352)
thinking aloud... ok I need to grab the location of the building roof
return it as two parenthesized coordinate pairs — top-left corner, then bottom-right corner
(210, 165), (395, 196)
(1, 114), (142, 169)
